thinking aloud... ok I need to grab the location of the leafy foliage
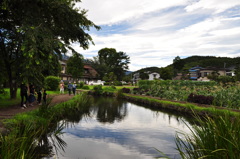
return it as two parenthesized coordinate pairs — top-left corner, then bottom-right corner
(66, 53), (84, 80)
(44, 76), (60, 91)
(138, 80), (240, 108)
(176, 114), (240, 159)
(0, 0), (100, 99)
(121, 88), (131, 93)
(187, 93), (214, 105)
(97, 48), (130, 80)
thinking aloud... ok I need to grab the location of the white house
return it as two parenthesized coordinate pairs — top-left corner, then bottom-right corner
(148, 72), (160, 80)
(132, 72), (161, 82)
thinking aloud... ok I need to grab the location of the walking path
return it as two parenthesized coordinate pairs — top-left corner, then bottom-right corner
(0, 94), (74, 128)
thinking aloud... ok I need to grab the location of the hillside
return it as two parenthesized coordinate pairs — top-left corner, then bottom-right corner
(134, 67), (161, 73)
(167, 56), (240, 71)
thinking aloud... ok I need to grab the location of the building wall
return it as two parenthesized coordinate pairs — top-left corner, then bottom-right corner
(148, 73), (160, 80)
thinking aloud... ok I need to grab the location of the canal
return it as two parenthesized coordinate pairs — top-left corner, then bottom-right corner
(49, 97), (192, 159)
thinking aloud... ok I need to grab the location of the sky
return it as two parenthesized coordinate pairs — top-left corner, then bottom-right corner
(72, 0), (240, 71)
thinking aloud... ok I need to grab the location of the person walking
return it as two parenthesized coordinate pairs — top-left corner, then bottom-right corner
(43, 89), (47, 105)
(68, 82), (73, 95)
(60, 82), (64, 94)
(20, 83), (28, 109)
(37, 88), (42, 105)
(72, 82), (76, 95)
(29, 85), (36, 106)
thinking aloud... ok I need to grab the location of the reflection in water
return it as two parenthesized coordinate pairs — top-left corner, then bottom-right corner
(92, 97), (128, 123)
(45, 97), (193, 159)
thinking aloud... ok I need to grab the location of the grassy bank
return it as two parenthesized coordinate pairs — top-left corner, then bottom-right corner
(175, 114), (240, 159)
(0, 92), (91, 159)
(120, 93), (240, 158)
(0, 88), (64, 108)
(123, 93), (240, 118)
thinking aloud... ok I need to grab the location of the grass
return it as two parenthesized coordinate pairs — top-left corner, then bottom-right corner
(0, 89), (63, 108)
(124, 94), (240, 117)
(1, 92), (92, 159)
(0, 89), (21, 108)
(176, 114), (240, 159)
(85, 85), (136, 91)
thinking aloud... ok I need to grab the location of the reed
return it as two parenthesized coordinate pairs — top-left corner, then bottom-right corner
(0, 92), (92, 158)
(175, 114), (240, 159)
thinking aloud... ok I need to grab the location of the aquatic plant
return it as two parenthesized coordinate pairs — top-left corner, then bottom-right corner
(0, 92), (92, 158)
(175, 114), (240, 159)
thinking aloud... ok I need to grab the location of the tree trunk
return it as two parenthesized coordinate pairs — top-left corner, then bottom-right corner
(9, 80), (17, 99)
(6, 63), (18, 99)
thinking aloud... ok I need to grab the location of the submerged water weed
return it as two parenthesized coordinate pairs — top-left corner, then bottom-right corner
(175, 114), (240, 159)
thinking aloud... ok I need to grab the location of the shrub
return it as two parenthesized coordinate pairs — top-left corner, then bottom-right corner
(113, 81), (122, 86)
(93, 85), (103, 95)
(44, 76), (60, 91)
(104, 82), (109, 86)
(111, 85), (116, 89)
(82, 86), (89, 90)
(187, 93), (214, 105)
(79, 82), (84, 88)
(122, 87), (130, 93)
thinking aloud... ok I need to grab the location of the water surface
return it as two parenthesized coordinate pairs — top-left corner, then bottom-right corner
(52, 97), (192, 159)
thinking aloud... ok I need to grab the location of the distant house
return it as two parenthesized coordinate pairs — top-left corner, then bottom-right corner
(59, 60), (99, 83)
(148, 72), (160, 80)
(226, 66), (236, 76)
(199, 67), (226, 77)
(132, 72), (160, 82)
(189, 66), (234, 81)
(189, 66), (203, 80)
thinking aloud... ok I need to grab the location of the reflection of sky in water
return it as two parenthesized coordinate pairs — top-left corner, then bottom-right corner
(55, 101), (192, 159)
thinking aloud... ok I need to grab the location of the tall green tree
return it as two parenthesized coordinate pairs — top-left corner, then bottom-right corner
(160, 67), (173, 80)
(97, 48), (130, 80)
(235, 62), (240, 81)
(173, 56), (185, 76)
(66, 53), (84, 81)
(0, 0), (100, 99)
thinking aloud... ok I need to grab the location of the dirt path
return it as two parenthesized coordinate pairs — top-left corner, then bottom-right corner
(0, 94), (74, 128)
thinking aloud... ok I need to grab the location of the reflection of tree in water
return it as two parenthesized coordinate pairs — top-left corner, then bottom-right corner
(92, 97), (128, 123)
(35, 103), (92, 158)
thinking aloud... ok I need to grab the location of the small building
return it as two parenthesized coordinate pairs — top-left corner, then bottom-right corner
(59, 60), (99, 83)
(148, 72), (160, 80)
(132, 72), (161, 82)
(199, 67), (226, 78)
(189, 66), (234, 81)
(189, 66), (203, 80)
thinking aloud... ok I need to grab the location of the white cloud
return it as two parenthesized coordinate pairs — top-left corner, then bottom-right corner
(185, 0), (240, 13)
(73, 0), (240, 71)
(80, 0), (189, 25)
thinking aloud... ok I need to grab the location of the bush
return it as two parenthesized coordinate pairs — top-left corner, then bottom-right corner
(113, 81), (122, 86)
(104, 82), (109, 86)
(44, 76), (60, 91)
(111, 85), (116, 89)
(122, 87), (130, 93)
(79, 82), (84, 88)
(187, 93), (214, 105)
(93, 85), (103, 95)
(82, 85), (89, 90)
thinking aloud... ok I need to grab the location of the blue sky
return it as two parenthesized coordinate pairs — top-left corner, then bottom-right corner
(72, 0), (240, 71)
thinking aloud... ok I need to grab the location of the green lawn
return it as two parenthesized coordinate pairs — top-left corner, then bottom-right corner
(85, 85), (136, 91)
(0, 86), (136, 108)
(0, 89), (61, 108)
(0, 89), (21, 108)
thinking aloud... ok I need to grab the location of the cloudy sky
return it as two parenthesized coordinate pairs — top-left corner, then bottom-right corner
(73, 0), (240, 71)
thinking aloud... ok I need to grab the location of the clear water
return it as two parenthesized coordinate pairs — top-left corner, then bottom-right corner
(51, 97), (192, 159)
